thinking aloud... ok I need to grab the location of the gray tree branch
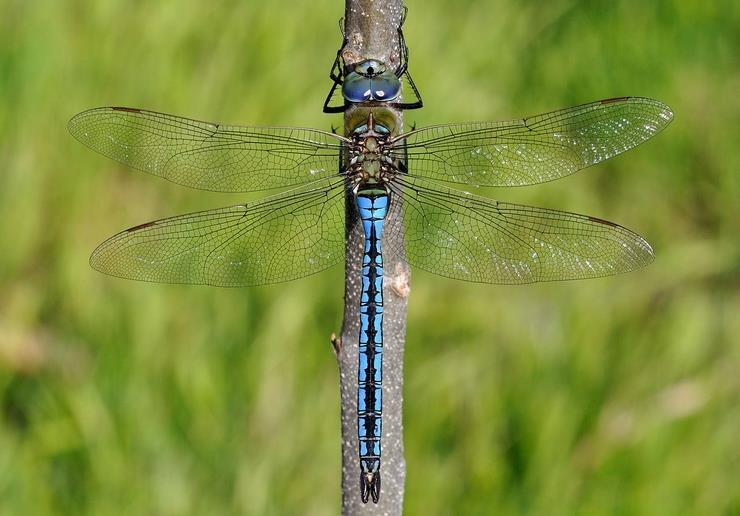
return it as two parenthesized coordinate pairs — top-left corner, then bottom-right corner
(336, 1), (410, 515)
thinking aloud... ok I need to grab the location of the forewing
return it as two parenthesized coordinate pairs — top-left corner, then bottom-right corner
(69, 107), (345, 192)
(385, 177), (654, 284)
(90, 178), (346, 286)
(393, 97), (672, 187)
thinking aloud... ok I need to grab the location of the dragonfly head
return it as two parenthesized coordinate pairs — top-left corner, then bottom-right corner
(353, 59), (387, 77)
(342, 59), (402, 103)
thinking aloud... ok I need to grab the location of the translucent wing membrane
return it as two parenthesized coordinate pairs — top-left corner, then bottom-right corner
(69, 107), (345, 192)
(393, 97), (672, 187)
(77, 97), (666, 287)
(385, 177), (654, 284)
(90, 179), (346, 286)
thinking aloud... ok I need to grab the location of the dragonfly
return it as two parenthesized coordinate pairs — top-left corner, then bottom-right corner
(69, 56), (672, 505)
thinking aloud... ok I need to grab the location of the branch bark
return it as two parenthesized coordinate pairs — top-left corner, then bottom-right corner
(337, 1), (409, 515)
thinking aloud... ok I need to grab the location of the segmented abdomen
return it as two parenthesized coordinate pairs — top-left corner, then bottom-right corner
(355, 187), (388, 504)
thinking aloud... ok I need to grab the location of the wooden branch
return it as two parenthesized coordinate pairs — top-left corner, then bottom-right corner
(337, 1), (410, 514)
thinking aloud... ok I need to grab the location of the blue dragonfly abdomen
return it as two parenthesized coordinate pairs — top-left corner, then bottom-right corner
(355, 187), (389, 503)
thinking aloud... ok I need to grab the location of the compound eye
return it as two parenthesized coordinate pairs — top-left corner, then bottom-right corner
(371, 72), (401, 102)
(342, 74), (372, 102)
(342, 61), (401, 103)
(355, 59), (386, 77)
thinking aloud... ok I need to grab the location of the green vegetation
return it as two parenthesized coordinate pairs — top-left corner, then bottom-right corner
(1, 0), (737, 514)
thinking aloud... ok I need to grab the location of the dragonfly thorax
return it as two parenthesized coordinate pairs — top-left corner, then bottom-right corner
(348, 113), (396, 184)
(349, 112), (394, 183)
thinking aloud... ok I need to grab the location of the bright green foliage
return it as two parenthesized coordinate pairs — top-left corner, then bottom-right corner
(0, 1), (738, 514)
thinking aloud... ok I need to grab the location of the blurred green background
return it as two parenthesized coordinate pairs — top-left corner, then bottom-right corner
(1, 0), (738, 514)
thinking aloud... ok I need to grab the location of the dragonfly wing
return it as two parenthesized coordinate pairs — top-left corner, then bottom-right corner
(393, 97), (672, 187)
(90, 178), (346, 286)
(69, 107), (345, 192)
(385, 177), (654, 284)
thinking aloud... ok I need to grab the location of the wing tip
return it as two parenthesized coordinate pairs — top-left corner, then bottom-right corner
(586, 214), (655, 269)
(636, 235), (656, 267)
(68, 106), (141, 136)
(605, 96), (675, 127)
(642, 97), (674, 127)
(68, 107), (108, 142)
(598, 95), (673, 115)
(88, 238), (118, 277)
(67, 110), (87, 140)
